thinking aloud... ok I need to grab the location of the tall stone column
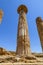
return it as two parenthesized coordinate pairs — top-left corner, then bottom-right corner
(36, 17), (43, 52)
(16, 5), (31, 56)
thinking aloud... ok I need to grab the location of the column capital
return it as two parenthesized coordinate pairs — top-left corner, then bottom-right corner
(17, 5), (28, 14)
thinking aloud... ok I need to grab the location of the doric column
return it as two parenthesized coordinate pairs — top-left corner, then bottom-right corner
(36, 17), (43, 52)
(16, 5), (31, 56)
(0, 10), (3, 24)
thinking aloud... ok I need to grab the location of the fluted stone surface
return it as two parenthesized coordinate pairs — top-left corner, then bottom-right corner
(36, 17), (43, 52)
(16, 5), (31, 56)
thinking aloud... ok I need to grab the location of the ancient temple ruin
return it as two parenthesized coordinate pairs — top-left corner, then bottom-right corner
(0, 5), (43, 64)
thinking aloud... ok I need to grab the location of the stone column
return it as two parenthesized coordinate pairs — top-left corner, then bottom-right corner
(16, 5), (31, 56)
(36, 17), (43, 52)
(0, 10), (3, 24)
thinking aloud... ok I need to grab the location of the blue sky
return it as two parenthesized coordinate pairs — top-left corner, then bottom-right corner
(0, 0), (43, 53)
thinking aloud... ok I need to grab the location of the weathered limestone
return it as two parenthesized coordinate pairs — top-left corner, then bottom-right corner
(0, 5), (43, 64)
(0, 63), (43, 65)
(0, 47), (11, 55)
(36, 17), (43, 52)
(0, 10), (3, 24)
(0, 48), (43, 63)
(16, 5), (31, 56)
